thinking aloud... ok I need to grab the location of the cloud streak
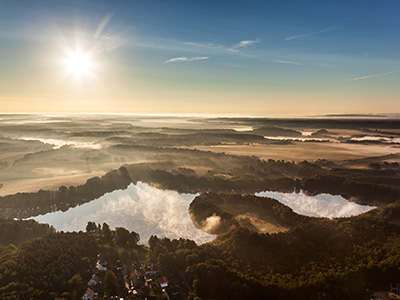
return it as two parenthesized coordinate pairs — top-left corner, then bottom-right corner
(349, 70), (400, 81)
(164, 56), (209, 63)
(182, 41), (230, 51)
(285, 26), (336, 41)
(137, 37), (261, 61)
(273, 59), (303, 66)
(182, 38), (260, 53)
(233, 39), (260, 48)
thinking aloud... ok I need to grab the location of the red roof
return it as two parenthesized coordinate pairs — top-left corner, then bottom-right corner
(129, 268), (143, 279)
(85, 287), (95, 298)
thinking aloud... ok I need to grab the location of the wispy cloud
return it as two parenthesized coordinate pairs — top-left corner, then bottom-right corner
(182, 41), (229, 51)
(233, 39), (260, 49)
(136, 37), (261, 59)
(285, 26), (336, 41)
(273, 59), (303, 66)
(182, 39), (260, 53)
(164, 56), (209, 63)
(349, 70), (400, 81)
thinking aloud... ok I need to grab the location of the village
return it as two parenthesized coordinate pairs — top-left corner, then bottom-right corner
(80, 253), (186, 300)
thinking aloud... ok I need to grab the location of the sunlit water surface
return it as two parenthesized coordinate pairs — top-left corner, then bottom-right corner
(30, 182), (376, 244)
(30, 182), (215, 244)
(255, 190), (376, 218)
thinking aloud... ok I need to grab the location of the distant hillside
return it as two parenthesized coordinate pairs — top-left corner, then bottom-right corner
(251, 125), (302, 137)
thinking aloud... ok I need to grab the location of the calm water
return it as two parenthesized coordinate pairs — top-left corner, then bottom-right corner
(30, 182), (215, 244)
(30, 182), (375, 244)
(255, 190), (376, 218)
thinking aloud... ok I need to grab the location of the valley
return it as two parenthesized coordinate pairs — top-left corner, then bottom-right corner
(1, 114), (400, 299)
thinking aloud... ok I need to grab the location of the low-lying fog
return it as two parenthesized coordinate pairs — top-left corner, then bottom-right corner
(255, 190), (376, 218)
(19, 137), (101, 149)
(30, 182), (215, 244)
(263, 136), (334, 142)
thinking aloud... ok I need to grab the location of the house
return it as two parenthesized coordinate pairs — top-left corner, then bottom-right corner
(157, 276), (168, 289)
(96, 261), (107, 272)
(129, 269), (146, 288)
(87, 274), (101, 288)
(130, 269), (143, 278)
(82, 287), (95, 300)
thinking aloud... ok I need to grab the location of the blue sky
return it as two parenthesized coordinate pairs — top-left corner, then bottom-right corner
(0, 0), (399, 114)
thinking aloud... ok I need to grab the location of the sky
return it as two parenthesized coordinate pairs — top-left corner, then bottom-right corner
(0, 0), (399, 114)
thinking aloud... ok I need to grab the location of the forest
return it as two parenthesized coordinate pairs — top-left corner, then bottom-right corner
(1, 197), (400, 300)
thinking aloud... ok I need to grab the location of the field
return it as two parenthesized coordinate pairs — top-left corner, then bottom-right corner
(186, 142), (400, 163)
(1, 114), (400, 196)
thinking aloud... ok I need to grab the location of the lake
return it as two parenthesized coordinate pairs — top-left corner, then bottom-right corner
(255, 190), (376, 218)
(30, 182), (215, 244)
(30, 183), (375, 244)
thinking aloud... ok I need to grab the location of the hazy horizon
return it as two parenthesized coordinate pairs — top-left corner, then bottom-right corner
(1, 112), (400, 119)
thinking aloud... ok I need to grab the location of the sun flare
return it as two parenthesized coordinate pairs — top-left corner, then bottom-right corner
(64, 51), (93, 78)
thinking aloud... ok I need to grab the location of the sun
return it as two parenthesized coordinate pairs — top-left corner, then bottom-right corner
(64, 51), (93, 78)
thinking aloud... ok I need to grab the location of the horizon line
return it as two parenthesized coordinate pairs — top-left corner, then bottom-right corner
(0, 112), (399, 119)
